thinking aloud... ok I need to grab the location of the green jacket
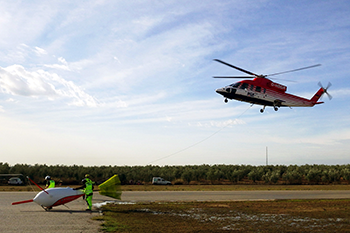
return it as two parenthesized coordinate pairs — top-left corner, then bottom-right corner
(84, 178), (94, 195)
(47, 180), (55, 188)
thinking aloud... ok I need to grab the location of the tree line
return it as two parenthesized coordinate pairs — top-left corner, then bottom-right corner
(1, 163), (350, 185)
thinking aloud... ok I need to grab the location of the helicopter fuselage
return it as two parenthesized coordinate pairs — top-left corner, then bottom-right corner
(216, 77), (325, 112)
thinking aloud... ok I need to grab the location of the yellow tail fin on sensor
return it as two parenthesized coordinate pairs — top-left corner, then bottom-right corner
(98, 175), (122, 199)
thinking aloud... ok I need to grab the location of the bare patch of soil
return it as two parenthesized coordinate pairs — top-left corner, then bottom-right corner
(97, 200), (350, 232)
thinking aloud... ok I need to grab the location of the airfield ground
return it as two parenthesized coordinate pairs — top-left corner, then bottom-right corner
(3, 185), (350, 232)
(97, 199), (350, 232)
(3, 184), (350, 192)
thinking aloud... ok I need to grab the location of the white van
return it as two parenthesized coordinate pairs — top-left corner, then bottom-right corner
(8, 177), (23, 185)
(152, 177), (171, 185)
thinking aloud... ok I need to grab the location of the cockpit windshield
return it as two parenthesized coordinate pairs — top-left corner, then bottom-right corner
(229, 82), (241, 88)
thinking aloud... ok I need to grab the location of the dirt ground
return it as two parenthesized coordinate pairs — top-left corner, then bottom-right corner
(98, 200), (350, 232)
(4, 185), (350, 232)
(3, 184), (350, 192)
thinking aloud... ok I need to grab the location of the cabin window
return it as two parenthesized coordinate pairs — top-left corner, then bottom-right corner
(256, 86), (261, 92)
(240, 83), (249, 90)
(250, 85), (254, 91)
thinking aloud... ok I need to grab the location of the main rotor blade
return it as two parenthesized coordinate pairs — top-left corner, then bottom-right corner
(213, 59), (259, 76)
(213, 76), (256, 79)
(269, 77), (297, 83)
(267, 64), (321, 77)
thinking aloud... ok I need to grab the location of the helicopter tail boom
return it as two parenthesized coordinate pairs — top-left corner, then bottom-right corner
(310, 82), (332, 104)
(310, 87), (325, 104)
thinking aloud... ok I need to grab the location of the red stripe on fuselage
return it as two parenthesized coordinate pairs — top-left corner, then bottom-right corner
(51, 194), (84, 207)
(266, 89), (313, 107)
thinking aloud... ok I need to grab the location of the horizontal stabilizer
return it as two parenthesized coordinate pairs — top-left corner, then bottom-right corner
(98, 175), (122, 200)
(12, 199), (33, 205)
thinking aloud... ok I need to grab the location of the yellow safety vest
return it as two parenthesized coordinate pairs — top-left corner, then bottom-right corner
(48, 180), (55, 188)
(84, 178), (94, 195)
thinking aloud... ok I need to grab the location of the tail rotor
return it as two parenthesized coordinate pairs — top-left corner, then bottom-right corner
(318, 82), (332, 100)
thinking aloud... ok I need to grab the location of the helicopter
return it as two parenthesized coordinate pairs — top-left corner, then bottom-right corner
(213, 59), (331, 113)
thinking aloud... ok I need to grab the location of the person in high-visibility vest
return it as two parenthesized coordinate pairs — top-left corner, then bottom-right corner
(45, 176), (55, 189)
(75, 174), (95, 211)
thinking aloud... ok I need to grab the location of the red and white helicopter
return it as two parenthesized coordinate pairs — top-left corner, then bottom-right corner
(213, 59), (331, 113)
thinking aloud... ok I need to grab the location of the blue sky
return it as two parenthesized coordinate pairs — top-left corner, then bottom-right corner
(0, 0), (349, 166)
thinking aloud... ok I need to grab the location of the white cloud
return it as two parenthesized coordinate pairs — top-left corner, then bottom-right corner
(332, 88), (350, 99)
(188, 119), (246, 128)
(34, 46), (47, 56)
(0, 64), (98, 107)
(44, 57), (71, 71)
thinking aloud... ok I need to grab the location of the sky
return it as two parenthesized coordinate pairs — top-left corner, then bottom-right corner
(0, 0), (349, 166)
